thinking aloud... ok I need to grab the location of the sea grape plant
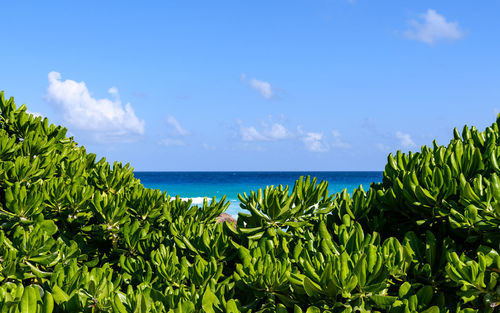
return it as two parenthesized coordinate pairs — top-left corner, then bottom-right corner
(0, 90), (500, 312)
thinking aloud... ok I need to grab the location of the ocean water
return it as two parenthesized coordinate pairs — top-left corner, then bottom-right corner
(134, 172), (383, 217)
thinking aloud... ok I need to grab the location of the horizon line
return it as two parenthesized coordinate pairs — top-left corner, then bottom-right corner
(133, 170), (384, 173)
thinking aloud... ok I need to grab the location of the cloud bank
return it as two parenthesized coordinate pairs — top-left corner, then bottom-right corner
(237, 120), (352, 153)
(46, 71), (145, 142)
(238, 121), (291, 142)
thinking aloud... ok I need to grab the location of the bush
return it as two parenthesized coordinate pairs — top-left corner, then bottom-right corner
(0, 91), (499, 312)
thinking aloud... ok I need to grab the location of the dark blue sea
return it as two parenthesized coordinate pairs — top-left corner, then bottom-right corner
(133, 172), (383, 216)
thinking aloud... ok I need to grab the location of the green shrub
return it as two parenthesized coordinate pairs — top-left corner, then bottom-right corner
(1, 90), (499, 312)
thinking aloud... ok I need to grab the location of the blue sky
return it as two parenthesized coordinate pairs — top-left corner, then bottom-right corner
(1, 1), (499, 171)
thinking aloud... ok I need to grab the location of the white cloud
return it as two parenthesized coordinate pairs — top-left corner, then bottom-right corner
(265, 123), (290, 140)
(404, 9), (463, 44)
(239, 125), (267, 141)
(396, 131), (416, 148)
(46, 71), (144, 141)
(302, 132), (329, 152)
(249, 79), (273, 99)
(237, 121), (290, 142)
(108, 87), (119, 95)
(331, 130), (351, 148)
(297, 126), (329, 152)
(159, 115), (190, 146)
(241, 74), (274, 99)
(167, 116), (189, 136)
(237, 120), (339, 153)
(26, 110), (42, 118)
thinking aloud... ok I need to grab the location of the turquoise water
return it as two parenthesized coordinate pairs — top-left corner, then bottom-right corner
(134, 172), (383, 216)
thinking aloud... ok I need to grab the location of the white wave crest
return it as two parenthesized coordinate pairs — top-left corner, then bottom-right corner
(176, 197), (240, 205)
(180, 197), (208, 205)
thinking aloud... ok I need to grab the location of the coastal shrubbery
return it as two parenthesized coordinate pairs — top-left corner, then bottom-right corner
(0, 90), (499, 312)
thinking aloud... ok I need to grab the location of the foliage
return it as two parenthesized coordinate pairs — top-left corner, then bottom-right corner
(0, 90), (499, 312)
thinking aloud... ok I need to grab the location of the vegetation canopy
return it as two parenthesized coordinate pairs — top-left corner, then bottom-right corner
(0, 90), (499, 312)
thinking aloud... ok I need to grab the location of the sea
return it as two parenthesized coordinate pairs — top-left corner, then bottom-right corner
(133, 172), (383, 217)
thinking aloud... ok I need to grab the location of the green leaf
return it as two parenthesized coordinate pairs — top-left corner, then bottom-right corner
(137, 293), (148, 313)
(178, 300), (195, 312)
(51, 285), (69, 304)
(425, 231), (437, 270)
(303, 276), (323, 297)
(284, 221), (310, 228)
(294, 305), (303, 313)
(113, 294), (128, 313)
(202, 288), (220, 313)
(421, 307), (440, 313)
(20, 286), (38, 313)
(458, 309), (478, 313)
(42, 292), (54, 313)
(305, 307), (321, 313)
(477, 245), (499, 267)
(369, 295), (397, 308)
(276, 304), (288, 313)
(345, 275), (358, 292)
(398, 282), (411, 298)
(39, 220), (58, 236)
(416, 285), (434, 308)
(225, 299), (240, 313)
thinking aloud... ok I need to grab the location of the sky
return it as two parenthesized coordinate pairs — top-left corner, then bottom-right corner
(1, 1), (499, 171)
